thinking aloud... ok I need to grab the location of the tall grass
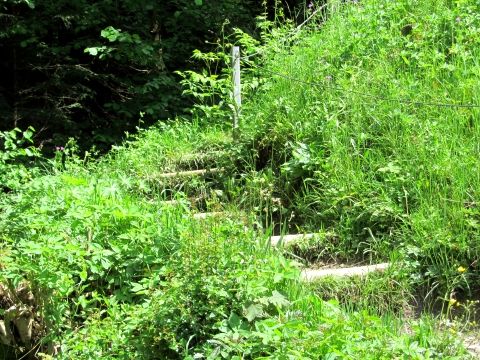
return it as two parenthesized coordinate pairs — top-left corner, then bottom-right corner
(241, 0), (480, 300)
(0, 118), (470, 358)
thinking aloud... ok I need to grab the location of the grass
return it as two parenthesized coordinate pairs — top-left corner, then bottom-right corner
(0, 119), (472, 359)
(0, 0), (479, 358)
(240, 0), (480, 299)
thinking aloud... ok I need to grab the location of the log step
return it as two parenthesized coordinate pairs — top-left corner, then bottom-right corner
(179, 151), (226, 162)
(152, 168), (222, 179)
(301, 263), (390, 281)
(270, 233), (315, 246)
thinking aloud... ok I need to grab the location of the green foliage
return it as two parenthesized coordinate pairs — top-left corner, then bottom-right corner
(175, 25), (267, 123)
(235, 0), (480, 300)
(176, 50), (232, 121)
(0, 127), (40, 191)
(0, 0), (264, 151)
(1, 0), (479, 358)
(0, 120), (469, 358)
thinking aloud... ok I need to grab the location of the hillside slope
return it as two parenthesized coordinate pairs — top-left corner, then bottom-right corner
(0, 0), (479, 358)
(241, 0), (480, 298)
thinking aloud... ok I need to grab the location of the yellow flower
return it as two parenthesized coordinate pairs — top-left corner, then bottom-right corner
(449, 298), (457, 306)
(457, 266), (466, 273)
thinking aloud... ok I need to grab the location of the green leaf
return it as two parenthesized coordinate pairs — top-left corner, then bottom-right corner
(100, 257), (112, 270)
(268, 291), (290, 308)
(77, 295), (88, 309)
(131, 282), (147, 294)
(273, 272), (283, 283)
(228, 312), (241, 329)
(85, 47), (98, 56)
(377, 162), (401, 174)
(79, 268), (88, 282)
(194, 0), (203, 5)
(244, 304), (263, 322)
(101, 26), (121, 42)
(25, 0), (35, 9)
(23, 129), (33, 140)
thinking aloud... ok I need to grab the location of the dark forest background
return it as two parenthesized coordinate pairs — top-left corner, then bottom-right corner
(0, 0), (308, 152)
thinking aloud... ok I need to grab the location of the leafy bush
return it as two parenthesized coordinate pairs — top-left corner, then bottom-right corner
(0, 127), (40, 191)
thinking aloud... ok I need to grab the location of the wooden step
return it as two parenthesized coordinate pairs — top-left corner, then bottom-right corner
(270, 233), (315, 246)
(179, 151), (226, 163)
(159, 190), (224, 208)
(151, 168), (222, 180)
(301, 263), (390, 281)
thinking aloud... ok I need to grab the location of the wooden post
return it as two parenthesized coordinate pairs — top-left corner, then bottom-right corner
(232, 46), (241, 139)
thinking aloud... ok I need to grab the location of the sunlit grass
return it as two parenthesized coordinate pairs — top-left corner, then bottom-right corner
(241, 0), (480, 300)
(0, 0), (478, 358)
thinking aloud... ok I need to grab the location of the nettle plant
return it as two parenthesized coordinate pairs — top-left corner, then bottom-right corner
(176, 49), (232, 121)
(0, 127), (41, 191)
(176, 27), (264, 122)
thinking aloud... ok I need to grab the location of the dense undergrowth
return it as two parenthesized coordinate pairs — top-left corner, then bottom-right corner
(0, 122), (469, 359)
(0, 0), (479, 358)
(239, 0), (480, 302)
